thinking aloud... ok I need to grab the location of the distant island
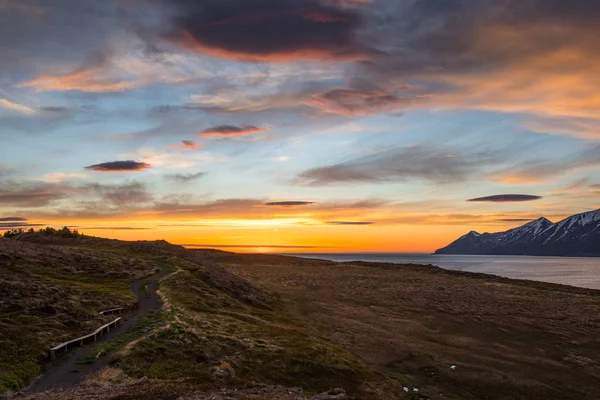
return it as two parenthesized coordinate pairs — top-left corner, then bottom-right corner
(436, 208), (600, 257)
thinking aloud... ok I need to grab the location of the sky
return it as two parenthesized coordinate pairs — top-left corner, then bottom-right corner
(1, 0), (599, 252)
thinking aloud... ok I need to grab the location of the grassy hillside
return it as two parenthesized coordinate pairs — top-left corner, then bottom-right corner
(0, 238), (157, 393)
(2, 236), (396, 399)
(8, 236), (600, 400)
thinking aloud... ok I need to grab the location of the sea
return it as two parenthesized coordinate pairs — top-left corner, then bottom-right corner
(283, 253), (600, 290)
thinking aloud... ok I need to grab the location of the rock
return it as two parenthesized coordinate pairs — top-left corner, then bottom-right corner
(312, 388), (347, 399)
(213, 362), (235, 383)
(137, 376), (150, 384)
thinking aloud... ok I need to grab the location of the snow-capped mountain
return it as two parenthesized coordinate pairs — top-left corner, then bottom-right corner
(435, 209), (600, 256)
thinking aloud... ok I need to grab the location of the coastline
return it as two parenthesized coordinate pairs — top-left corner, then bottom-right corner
(280, 252), (600, 291)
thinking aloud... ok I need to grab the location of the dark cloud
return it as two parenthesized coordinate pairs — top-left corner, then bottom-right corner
(39, 106), (70, 113)
(0, 217), (27, 222)
(327, 221), (374, 225)
(84, 161), (151, 172)
(158, 0), (365, 62)
(263, 201), (317, 207)
(591, 184), (600, 189)
(295, 145), (503, 186)
(0, 1), (117, 76)
(82, 182), (151, 206)
(199, 125), (266, 138)
(0, 222), (45, 229)
(164, 172), (205, 184)
(305, 79), (417, 116)
(467, 194), (542, 203)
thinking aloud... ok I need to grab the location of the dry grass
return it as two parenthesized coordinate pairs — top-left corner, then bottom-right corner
(220, 254), (600, 400)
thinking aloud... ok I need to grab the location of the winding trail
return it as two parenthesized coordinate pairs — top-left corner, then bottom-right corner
(24, 269), (165, 394)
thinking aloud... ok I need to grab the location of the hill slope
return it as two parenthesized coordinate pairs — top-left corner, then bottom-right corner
(1, 235), (393, 399)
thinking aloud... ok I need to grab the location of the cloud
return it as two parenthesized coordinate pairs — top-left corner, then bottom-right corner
(199, 125), (266, 138)
(295, 145), (503, 186)
(271, 156), (290, 162)
(0, 222), (45, 229)
(354, 0), (600, 120)
(0, 182), (68, 207)
(522, 116), (600, 140)
(263, 201), (317, 208)
(82, 182), (151, 206)
(0, 217), (27, 222)
(159, 0), (365, 62)
(152, 198), (264, 217)
(467, 195), (543, 203)
(169, 140), (204, 150)
(305, 82), (418, 116)
(327, 221), (374, 225)
(40, 173), (87, 183)
(18, 37), (205, 93)
(84, 161), (151, 172)
(164, 172), (206, 184)
(0, 98), (35, 115)
(489, 143), (600, 183)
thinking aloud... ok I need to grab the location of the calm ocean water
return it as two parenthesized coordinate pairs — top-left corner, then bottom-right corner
(284, 253), (600, 290)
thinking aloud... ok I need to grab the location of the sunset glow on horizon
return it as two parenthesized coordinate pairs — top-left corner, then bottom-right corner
(1, 0), (599, 252)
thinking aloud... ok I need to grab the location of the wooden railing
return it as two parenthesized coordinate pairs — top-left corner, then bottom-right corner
(48, 317), (122, 361)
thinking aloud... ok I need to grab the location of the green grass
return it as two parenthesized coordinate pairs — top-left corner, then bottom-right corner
(0, 246), (158, 394)
(2, 238), (394, 397)
(115, 267), (393, 398)
(94, 311), (170, 357)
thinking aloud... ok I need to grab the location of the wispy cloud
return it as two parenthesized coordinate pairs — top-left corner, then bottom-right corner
(165, 172), (206, 184)
(0, 182), (68, 207)
(0, 217), (27, 222)
(82, 182), (152, 206)
(263, 201), (317, 208)
(40, 173), (87, 183)
(169, 140), (204, 150)
(295, 145), (503, 186)
(327, 221), (374, 225)
(0, 98), (35, 115)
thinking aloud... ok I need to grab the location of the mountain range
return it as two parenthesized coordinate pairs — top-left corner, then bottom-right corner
(435, 208), (600, 257)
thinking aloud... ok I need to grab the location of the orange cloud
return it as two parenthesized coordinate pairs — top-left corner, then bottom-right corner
(20, 68), (141, 93)
(425, 25), (600, 120)
(0, 98), (35, 115)
(178, 31), (363, 63)
(169, 140), (204, 150)
(304, 87), (418, 116)
(199, 125), (266, 138)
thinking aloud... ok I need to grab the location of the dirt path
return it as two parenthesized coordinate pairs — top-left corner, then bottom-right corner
(23, 269), (165, 394)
